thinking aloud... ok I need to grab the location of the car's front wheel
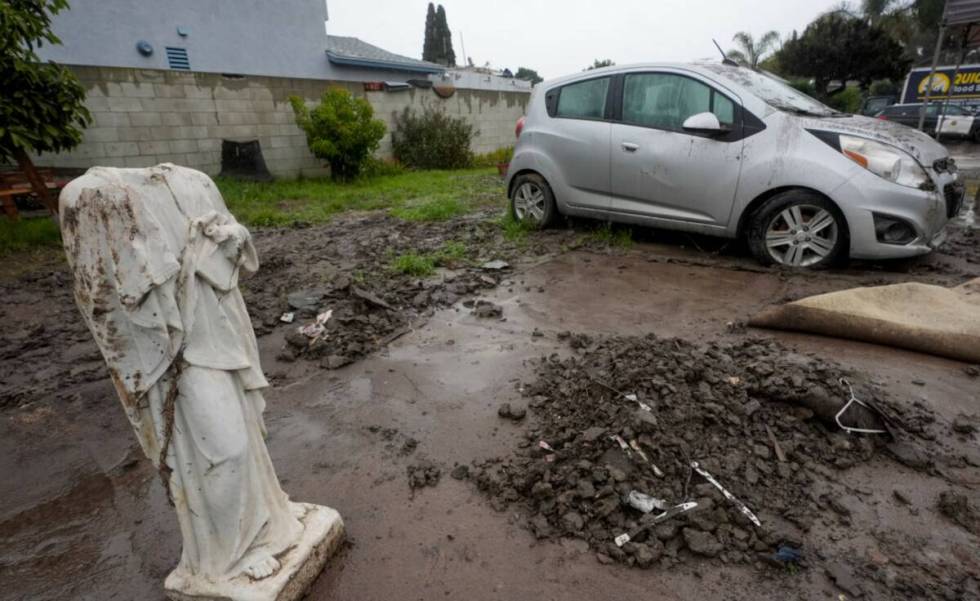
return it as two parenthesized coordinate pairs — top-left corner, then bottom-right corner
(510, 173), (557, 228)
(747, 191), (847, 268)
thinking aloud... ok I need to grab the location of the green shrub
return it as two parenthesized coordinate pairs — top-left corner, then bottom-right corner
(473, 146), (514, 167)
(825, 86), (863, 114)
(290, 88), (386, 181)
(869, 79), (899, 97)
(392, 105), (475, 169)
(361, 156), (406, 178)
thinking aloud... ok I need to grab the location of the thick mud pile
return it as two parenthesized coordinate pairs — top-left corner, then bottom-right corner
(467, 334), (977, 599)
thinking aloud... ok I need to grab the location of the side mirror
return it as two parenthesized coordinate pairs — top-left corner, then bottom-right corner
(682, 112), (726, 135)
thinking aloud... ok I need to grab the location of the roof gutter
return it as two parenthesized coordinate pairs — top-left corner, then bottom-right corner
(326, 51), (445, 74)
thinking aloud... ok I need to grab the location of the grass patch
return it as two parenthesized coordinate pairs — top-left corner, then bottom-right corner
(390, 241), (471, 277)
(390, 252), (436, 276)
(497, 211), (536, 242)
(0, 217), (62, 257)
(588, 222), (633, 248)
(217, 168), (500, 227)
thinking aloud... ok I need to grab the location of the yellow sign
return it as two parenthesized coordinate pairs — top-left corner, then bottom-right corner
(918, 73), (951, 95)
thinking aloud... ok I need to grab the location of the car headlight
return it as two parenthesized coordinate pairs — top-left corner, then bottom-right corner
(838, 134), (931, 189)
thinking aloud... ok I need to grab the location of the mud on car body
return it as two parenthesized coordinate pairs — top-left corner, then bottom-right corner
(506, 61), (963, 268)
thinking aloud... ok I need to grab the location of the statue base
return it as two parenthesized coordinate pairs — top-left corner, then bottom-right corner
(164, 504), (344, 601)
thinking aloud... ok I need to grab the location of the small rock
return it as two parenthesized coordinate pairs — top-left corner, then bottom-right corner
(450, 465), (469, 480)
(473, 300), (503, 319)
(825, 562), (862, 597)
(682, 528), (723, 557)
(952, 416), (976, 435)
(561, 511), (584, 532)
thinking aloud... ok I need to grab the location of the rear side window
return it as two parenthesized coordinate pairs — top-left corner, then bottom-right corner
(555, 77), (610, 119)
(623, 73), (734, 130)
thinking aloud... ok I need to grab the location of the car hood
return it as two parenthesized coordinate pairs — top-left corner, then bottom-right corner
(796, 114), (949, 166)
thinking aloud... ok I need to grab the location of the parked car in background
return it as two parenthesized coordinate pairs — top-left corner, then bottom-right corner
(860, 94), (897, 117)
(506, 62), (962, 268)
(876, 102), (980, 141)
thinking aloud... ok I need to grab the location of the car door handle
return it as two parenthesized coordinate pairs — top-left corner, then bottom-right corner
(622, 142), (639, 152)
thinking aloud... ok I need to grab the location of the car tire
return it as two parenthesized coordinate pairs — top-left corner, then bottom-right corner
(972, 126), (980, 144)
(510, 173), (557, 228)
(747, 191), (848, 268)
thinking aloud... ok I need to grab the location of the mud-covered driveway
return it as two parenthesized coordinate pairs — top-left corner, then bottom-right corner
(1, 212), (978, 601)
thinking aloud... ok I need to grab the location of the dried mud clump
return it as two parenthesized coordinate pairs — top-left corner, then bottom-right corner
(470, 334), (938, 573)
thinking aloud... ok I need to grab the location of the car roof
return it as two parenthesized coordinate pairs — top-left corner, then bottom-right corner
(540, 61), (740, 87)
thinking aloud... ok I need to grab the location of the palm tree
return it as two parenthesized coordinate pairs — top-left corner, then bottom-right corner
(727, 31), (781, 68)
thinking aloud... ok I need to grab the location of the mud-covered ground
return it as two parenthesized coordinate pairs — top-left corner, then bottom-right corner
(1, 203), (978, 601)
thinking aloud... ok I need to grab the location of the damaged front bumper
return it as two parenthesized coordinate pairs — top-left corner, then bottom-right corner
(835, 168), (961, 260)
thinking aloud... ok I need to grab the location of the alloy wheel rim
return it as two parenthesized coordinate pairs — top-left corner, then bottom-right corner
(764, 204), (839, 267)
(514, 182), (546, 223)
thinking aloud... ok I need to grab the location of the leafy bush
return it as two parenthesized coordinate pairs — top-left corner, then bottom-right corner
(869, 79), (899, 97)
(392, 105), (475, 169)
(290, 88), (386, 181)
(361, 156), (406, 178)
(473, 146), (514, 167)
(825, 86), (863, 114)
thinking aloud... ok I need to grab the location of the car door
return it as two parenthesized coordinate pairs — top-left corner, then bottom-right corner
(609, 71), (744, 227)
(537, 76), (612, 211)
(937, 105), (971, 136)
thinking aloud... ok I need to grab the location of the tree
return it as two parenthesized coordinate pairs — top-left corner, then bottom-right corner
(1, 0), (91, 214)
(727, 31), (780, 68)
(776, 13), (909, 96)
(422, 3), (437, 63)
(586, 59), (615, 70)
(289, 88), (386, 181)
(431, 5), (456, 67)
(515, 67), (543, 85)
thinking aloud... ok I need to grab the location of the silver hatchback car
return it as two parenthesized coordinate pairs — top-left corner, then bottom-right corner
(506, 62), (964, 267)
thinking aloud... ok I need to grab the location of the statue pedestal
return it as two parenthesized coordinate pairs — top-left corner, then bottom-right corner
(164, 504), (344, 601)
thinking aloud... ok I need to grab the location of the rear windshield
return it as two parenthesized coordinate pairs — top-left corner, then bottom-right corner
(706, 66), (837, 117)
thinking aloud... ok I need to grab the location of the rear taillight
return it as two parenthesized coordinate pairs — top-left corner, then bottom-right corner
(877, 115), (888, 120)
(515, 116), (526, 138)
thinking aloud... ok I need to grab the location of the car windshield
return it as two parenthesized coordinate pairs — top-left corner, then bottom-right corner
(708, 66), (839, 117)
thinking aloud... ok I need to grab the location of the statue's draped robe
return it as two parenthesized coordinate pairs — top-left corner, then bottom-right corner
(59, 165), (302, 586)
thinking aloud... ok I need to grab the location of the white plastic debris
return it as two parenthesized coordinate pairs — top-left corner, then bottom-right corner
(298, 309), (333, 341)
(624, 392), (653, 412)
(627, 490), (668, 513)
(481, 259), (510, 270)
(610, 435), (631, 454)
(280, 312), (295, 323)
(615, 501), (699, 547)
(691, 461), (761, 527)
(538, 440), (555, 452)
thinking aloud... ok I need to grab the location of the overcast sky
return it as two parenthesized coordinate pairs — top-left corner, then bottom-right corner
(327, 0), (842, 80)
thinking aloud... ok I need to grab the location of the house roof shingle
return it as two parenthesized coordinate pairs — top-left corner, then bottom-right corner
(326, 35), (444, 74)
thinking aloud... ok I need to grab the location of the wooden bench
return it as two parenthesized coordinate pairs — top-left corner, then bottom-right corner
(1, 169), (73, 220)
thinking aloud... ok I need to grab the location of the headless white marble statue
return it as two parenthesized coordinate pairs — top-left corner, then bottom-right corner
(60, 164), (342, 601)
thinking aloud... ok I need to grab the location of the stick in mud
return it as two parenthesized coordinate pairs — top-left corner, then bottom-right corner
(690, 461), (762, 528)
(615, 502), (699, 547)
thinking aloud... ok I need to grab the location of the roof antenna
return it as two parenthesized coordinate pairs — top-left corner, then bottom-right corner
(712, 39), (740, 67)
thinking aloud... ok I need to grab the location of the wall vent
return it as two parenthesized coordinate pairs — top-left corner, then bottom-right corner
(165, 47), (190, 70)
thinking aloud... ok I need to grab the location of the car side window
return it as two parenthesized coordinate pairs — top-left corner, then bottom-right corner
(556, 77), (610, 120)
(623, 73), (735, 130)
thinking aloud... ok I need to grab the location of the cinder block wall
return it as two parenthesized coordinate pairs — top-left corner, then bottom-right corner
(29, 66), (530, 178)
